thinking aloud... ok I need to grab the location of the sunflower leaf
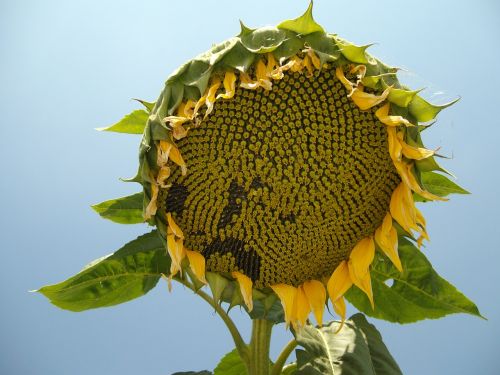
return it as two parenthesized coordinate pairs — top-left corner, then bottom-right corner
(97, 109), (148, 134)
(408, 95), (459, 122)
(37, 231), (168, 311)
(294, 315), (402, 375)
(213, 349), (248, 375)
(420, 171), (469, 196)
(346, 238), (483, 323)
(133, 98), (155, 113)
(91, 192), (144, 224)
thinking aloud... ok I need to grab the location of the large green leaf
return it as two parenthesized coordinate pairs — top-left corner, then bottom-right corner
(346, 238), (482, 323)
(97, 109), (148, 134)
(92, 192), (144, 224)
(37, 231), (168, 311)
(294, 314), (402, 375)
(214, 349), (247, 375)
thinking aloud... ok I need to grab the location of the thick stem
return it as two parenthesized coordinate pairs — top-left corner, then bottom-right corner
(247, 319), (274, 375)
(270, 339), (297, 375)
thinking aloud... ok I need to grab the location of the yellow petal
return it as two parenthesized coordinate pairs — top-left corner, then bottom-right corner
(144, 181), (159, 220)
(290, 55), (304, 73)
(415, 207), (430, 247)
(374, 214), (403, 272)
(332, 296), (347, 330)
(375, 103), (414, 127)
(401, 142), (435, 160)
(186, 249), (207, 284)
(327, 260), (353, 303)
(303, 54), (314, 77)
(204, 78), (221, 118)
(350, 86), (390, 110)
(271, 284), (298, 328)
(349, 64), (367, 83)
(183, 99), (196, 118)
(266, 53), (277, 73)
(168, 144), (187, 176)
(240, 72), (260, 90)
(335, 66), (354, 93)
(157, 140), (172, 166)
(217, 71), (237, 100)
(156, 166), (171, 188)
(164, 115), (190, 129)
(359, 272), (374, 308)
(390, 182), (418, 234)
(348, 237), (375, 283)
(307, 49), (321, 70)
(293, 286), (312, 330)
(394, 160), (447, 201)
(172, 124), (188, 140)
(302, 280), (326, 326)
(167, 233), (185, 277)
(387, 126), (402, 162)
(193, 94), (207, 118)
(166, 212), (184, 239)
(232, 271), (254, 312)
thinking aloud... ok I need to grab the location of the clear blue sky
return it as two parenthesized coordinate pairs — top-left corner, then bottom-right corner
(1, 1), (499, 374)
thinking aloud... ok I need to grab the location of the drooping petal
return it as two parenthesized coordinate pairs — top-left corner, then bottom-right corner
(394, 160), (447, 201)
(335, 66), (355, 93)
(168, 144), (187, 176)
(163, 115), (190, 129)
(350, 86), (390, 110)
(293, 286), (312, 329)
(172, 124), (188, 140)
(167, 232), (185, 277)
(290, 55), (304, 73)
(266, 53), (278, 74)
(303, 54), (314, 77)
(415, 207), (430, 248)
(271, 284), (298, 328)
(156, 166), (171, 188)
(307, 49), (321, 70)
(255, 59), (272, 90)
(193, 94), (207, 118)
(240, 72), (260, 90)
(327, 260), (353, 303)
(374, 214), (402, 272)
(232, 271), (254, 312)
(400, 141), (435, 160)
(217, 71), (237, 100)
(358, 272), (374, 308)
(183, 99), (196, 118)
(390, 182), (418, 234)
(204, 78), (222, 117)
(166, 212), (184, 239)
(302, 280), (326, 326)
(185, 249), (207, 284)
(348, 237), (375, 283)
(375, 103), (414, 127)
(157, 140), (172, 166)
(332, 296), (347, 330)
(387, 127), (402, 162)
(144, 181), (159, 220)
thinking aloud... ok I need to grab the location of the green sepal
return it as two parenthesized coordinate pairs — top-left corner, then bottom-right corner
(133, 98), (156, 113)
(414, 171), (469, 202)
(206, 272), (230, 304)
(238, 20), (255, 37)
(387, 87), (422, 108)
(91, 192), (144, 224)
(334, 37), (374, 64)
(214, 349), (248, 375)
(249, 297), (285, 323)
(294, 315), (402, 375)
(346, 238), (483, 323)
(220, 42), (256, 71)
(277, 2), (325, 35)
(273, 32), (304, 60)
(240, 26), (287, 53)
(305, 32), (341, 64)
(37, 231), (169, 312)
(408, 95), (460, 122)
(97, 109), (148, 134)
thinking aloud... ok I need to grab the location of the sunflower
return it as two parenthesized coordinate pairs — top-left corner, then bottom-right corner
(138, 3), (458, 330)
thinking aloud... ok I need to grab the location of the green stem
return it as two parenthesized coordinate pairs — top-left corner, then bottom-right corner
(247, 319), (274, 375)
(270, 339), (297, 375)
(175, 277), (250, 364)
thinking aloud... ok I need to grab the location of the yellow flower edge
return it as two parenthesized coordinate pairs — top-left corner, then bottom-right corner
(138, 6), (457, 330)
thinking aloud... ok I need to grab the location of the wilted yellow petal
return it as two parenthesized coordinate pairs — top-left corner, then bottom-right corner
(327, 260), (353, 303)
(266, 53), (277, 73)
(303, 54), (314, 77)
(232, 271), (254, 312)
(240, 72), (260, 90)
(204, 78), (221, 118)
(293, 286), (311, 330)
(183, 99), (196, 118)
(348, 237), (375, 284)
(335, 66), (354, 93)
(168, 144), (187, 176)
(375, 103), (413, 127)
(144, 182), (159, 220)
(307, 49), (321, 70)
(166, 212), (184, 239)
(164, 115), (190, 129)
(302, 280), (326, 326)
(390, 182), (418, 234)
(350, 86), (390, 110)
(271, 284), (298, 328)
(375, 214), (402, 272)
(290, 55), (304, 73)
(157, 166), (171, 188)
(401, 141), (435, 160)
(217, 71), (237, 100)
(167, 233), (185, 277)
(387, 127), (402, 162)
(157, 140), (173, 166)
(186, 249), (207, 284)
(394, 160), (447, 201)
(358, 272), (374, 308)
(415, 207), (430, 248)
(172, 125), (188, 140)
(193, 94), (207, 118)
(349, 64), (367, 83)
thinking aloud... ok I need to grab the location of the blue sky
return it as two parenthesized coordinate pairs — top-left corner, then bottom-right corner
(1, 1), (499, 374)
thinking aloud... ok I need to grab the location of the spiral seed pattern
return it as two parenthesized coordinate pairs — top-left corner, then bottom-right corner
(158, 66), (400, 288)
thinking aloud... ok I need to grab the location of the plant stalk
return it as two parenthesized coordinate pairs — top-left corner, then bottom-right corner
(247, 319), (274, 375)
(270, 338), (297, 375)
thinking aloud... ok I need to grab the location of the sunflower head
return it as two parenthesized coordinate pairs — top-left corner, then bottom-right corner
(138, 3), (458, 328)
